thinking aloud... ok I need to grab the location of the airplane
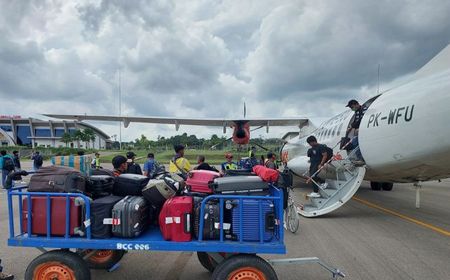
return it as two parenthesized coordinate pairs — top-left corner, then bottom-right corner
(45, 43), (450, 217)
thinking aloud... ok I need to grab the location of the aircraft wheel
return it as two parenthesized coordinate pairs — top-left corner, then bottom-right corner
(211, 254), (278, 280)
(25, 250), (90, 280)
(382, 183), (394, 191)
(370, 182), (382, 191)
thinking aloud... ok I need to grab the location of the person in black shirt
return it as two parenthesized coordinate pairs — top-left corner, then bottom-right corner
(346, 99), (367, 163)
(306, 136), (328, 198)
(126, 151), (143, 175)
(195, 155), (219, 172)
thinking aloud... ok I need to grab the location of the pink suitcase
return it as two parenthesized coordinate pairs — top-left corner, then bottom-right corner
(186, 170), (221, 194)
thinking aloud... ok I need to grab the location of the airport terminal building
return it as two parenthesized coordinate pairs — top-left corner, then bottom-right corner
(0, 116), (111, 149)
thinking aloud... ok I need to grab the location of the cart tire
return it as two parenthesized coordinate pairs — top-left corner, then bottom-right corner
(382, 183), (394, 191)
(77, 249), (125, 269)
(25, 250), (90, 280)
(197, 252), (218, 272)
(211, 254), (278, 280)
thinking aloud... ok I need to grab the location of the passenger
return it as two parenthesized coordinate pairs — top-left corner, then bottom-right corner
(0, 259), (13, 280)
(0, 151), (14, 187)
(31, 151), (43, 170)
(221, 153), (238, 172)
(306, 136), (328, 198)
(143, 153), (156, 178)
(265, 152), (278, 170)
(112, 155), (128, 177)
(345, 99), (367, 163)
(91, 152), (101, 170)
(126, 152), (142, 175)
(12, 151), (20, 170)
(248, 146), (257, 158)
(169, 144), (191, 179)
(195, 155), (219, 172)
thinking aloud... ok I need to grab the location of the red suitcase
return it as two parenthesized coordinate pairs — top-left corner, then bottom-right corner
(159, 196), (193, 242)
(186, 170), (221, 194)
(22, 197), (84, 236)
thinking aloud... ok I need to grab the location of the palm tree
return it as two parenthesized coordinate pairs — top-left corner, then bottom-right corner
(60, 132), (73, 147)
(73, 130), (84, 149)
(84, 128), (96, 149)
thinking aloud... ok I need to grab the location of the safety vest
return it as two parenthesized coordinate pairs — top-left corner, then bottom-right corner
(222, 162), (238, 170)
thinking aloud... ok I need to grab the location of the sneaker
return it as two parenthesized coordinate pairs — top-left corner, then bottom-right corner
(320, 182), (329, 189)
(0, 272), (14, 280)
(308, 192), (321, 198)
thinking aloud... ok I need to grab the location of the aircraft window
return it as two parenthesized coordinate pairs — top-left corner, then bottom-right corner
(337, 123), (343, 136)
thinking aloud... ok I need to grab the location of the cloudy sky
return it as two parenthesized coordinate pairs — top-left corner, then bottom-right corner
(1, 0), (450, 141)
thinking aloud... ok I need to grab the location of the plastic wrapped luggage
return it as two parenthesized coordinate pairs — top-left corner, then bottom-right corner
(22, 197), (85, 236)
(141, 178), (179, 209)
(51, 155), (92, 175)
(90, 195), (124, 239)
(211, 176), (270, 195)
(113, 174), (150, 196)
(111, 196), (150, 238)
(193, 200), (231, 240)
(86, 175), (115, 198)
(186, 170), (220, 194)
(159, 196), (193, 242)
(28, 166), (86, 193)
(231, 199), (276, 242)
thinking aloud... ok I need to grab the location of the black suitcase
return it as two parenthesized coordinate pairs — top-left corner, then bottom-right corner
(113, 174), (150, 196)
(193, 200), (232, 240)
(91, 169), (114, 176)
(112, 196), (150, 238)
(142, 178), (179, 209)
(90, 195), (124, 239)
(211, 176), (270, 195)
(86, 175), (115, 198)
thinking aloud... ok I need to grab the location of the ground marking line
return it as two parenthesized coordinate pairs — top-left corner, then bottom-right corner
(352, 196), (450, 237)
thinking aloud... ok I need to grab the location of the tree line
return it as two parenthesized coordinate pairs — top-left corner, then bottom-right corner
(60, 128), (97, 149)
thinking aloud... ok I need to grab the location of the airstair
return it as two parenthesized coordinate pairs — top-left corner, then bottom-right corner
(298, 144), (366, 218)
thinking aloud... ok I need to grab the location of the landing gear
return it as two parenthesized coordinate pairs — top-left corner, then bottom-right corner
(370, 182), (394, 191)
(370, 182), (382, 191)
(381, 183), (394, 191)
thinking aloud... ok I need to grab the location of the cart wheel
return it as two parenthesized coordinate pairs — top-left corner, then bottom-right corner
(25, 250), (90, 280)
(77, 249), (125, 269)
(211, 254), (278, 280)
(197, 252), (218, 272)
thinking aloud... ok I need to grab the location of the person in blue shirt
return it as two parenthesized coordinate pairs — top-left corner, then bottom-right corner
(143, 153), (156, 178)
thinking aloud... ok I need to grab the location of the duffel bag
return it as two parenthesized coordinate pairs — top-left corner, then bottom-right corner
(28, 166), (86, 193)
(86, 175), (115, 198)
(113, 174), (150, 196)
(252, 165), (279, 183)
(142, 178), (179, 209)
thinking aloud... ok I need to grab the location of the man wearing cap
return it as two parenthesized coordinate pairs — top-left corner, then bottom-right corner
(126, 151), (142, 175)
(169, 144), (191, 178)
(346, 99), (367, 162)
(112, 155), (128, 177)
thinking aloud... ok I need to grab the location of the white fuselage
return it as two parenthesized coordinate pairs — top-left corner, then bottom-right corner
(283, 68), (450, 183)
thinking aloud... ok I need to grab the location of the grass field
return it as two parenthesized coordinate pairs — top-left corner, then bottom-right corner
(99, 149), (267, 165)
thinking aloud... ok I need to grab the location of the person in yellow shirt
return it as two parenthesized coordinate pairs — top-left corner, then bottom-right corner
(169, 144), (191, 178)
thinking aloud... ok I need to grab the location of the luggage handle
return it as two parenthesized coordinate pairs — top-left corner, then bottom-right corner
(184, 213), (191, 234)
(265, 213), (276, 231)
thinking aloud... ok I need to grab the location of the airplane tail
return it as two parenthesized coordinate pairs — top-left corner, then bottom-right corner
(413, 44), (450, 79)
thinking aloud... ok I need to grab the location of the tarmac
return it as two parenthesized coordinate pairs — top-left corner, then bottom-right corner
(1, 161), (449, 280)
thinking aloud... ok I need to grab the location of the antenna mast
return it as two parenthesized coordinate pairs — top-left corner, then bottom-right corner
(118, 69), (122, 150)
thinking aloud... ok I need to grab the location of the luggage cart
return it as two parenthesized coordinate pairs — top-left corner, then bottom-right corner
(5, 172), (345, 280)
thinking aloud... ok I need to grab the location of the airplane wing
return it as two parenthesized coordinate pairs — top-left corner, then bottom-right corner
(43, 114), (309, 131)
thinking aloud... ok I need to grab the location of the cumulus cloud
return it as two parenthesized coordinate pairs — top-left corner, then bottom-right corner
(0, 0), (449, 141)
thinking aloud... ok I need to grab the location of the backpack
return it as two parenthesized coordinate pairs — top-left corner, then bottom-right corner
(322, 145), (334, 161)
(35, 155), (43, 166)
(3, 156), (15, 171)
